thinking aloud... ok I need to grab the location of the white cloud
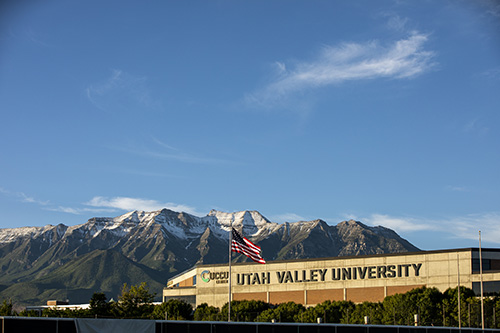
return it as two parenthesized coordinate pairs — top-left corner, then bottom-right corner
(445, 213), (500, 244)
(25, 28), (51, 47)
(365, 214), (438, 232)
(86, 69), (159, 112)
(45, 206), (116, 215)
(111, 137), (233, 165)
(363, 212), (500, 244)
(140, 149), (228, 165)
(47, 206), (82, 215)
(0, 187), (49, 206)
(84, 196), (203, 216)
(481, 66), (500, 79)
(479, 0), (500, 18)
(270, 213), (308, 223)
(246, 32), (436, 107)
(19, 192), (49, 205)
(386, 14), (409, 32)
(464, 119), (489, 135)
(445, 185), (468, 192)
(1, 186), (204, 217)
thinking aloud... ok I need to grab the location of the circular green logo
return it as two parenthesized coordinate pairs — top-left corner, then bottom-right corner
(201, 270), (210, 283)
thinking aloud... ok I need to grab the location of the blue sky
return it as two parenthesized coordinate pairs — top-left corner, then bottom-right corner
(1, 0), (499, 251)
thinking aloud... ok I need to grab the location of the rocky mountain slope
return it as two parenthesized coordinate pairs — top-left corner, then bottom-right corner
(0, 209), (419, 305)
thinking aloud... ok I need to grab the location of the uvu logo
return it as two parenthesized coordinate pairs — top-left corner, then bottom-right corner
(201, 270), (211, 283)
(200, 270), (229, 284)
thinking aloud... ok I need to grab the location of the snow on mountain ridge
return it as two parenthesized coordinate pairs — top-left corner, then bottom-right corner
(0, 209), (300, 244)
(205, 209), (276, 237)
(0, 209), (329, 244)
(0, 224), (66, 243)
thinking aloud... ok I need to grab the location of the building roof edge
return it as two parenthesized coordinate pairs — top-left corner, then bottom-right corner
(166, 247), (500, 282)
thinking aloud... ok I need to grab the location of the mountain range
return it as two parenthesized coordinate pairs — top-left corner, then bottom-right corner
(0, 209), (420, 306)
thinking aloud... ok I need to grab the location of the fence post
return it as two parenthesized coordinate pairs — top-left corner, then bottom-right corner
(468, 303), (471, 327)
(494, 305), (496, 328)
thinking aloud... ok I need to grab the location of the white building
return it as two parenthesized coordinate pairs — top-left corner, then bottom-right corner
(163, 248), (500, 308)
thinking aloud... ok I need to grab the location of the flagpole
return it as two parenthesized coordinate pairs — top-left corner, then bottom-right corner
(457, 252), (461, 330)
(228, 217), (233, 322)
(479, 231), (484, 331)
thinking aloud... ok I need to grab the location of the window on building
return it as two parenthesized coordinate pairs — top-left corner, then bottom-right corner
(193, 275), (196, 285)
(472, 258), (491, 272)
(472, 281), (500, 296)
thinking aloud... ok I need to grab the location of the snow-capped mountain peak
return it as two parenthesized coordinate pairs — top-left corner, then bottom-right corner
(206, 209), (274, 235)
(0, 207), (421, 306)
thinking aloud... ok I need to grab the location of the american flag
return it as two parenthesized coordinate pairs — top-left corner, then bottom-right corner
(231, 228), (266, 264)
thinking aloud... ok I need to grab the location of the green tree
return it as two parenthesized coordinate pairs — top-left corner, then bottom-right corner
(18, 309), (40, 317)
(493, 297), (500, 329)
(42, 307), (90, 318)
(443, 286), (475, 327)
(300, 300), (353, 323)
(334, 300), (356, 324)
(0, 299), (14, 316)
(382, 292), (406, 325)
(256, 301), (305, 322)
(300, 302), (326, 323)
(382, 287), (443, 326)
(152, 299), (193, 320)
(350, 301), (383, 325)
(89, 292), (112, 317)
(118, 282), (156, 318)
(407, 287), (443, 326)
(194, 303), (220, 321)
(220, 300), (270, 322)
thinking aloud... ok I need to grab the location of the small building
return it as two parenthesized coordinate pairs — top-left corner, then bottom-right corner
(25, 300), (91, 315)
(46, 300), (70, 306)
(163, 248), (500, 308)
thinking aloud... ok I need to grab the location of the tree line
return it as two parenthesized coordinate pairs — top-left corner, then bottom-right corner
(1, 284), (500, 328)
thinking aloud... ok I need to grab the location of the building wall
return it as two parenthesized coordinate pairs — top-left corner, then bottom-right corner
(163, 249), (500, 308)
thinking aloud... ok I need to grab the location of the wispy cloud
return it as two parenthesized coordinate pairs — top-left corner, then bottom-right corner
(365, 214), (439, 232)
(463, 119), (489, 135)
(0, 187), (201, 217)
(44, 195), (205, 217)
(84, 196), (204, 216)
(111, 137), (234, 165)
(45, 206), (116, 215)
(115, 169), (178, 179)
(25, 28), (51, 47)
(0, 187), (49, 206)
(86, 69), (160, 112)
(363, 212), (500, 244)
(269, 213), (309, 223)
(245, 32), (436, 108)
(479, 0), (500, 18)
(382, 13), (409, 32)
(445, 185), (468, 192)
(481, 66), (500, 79)
(46, 206), (83, 215)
